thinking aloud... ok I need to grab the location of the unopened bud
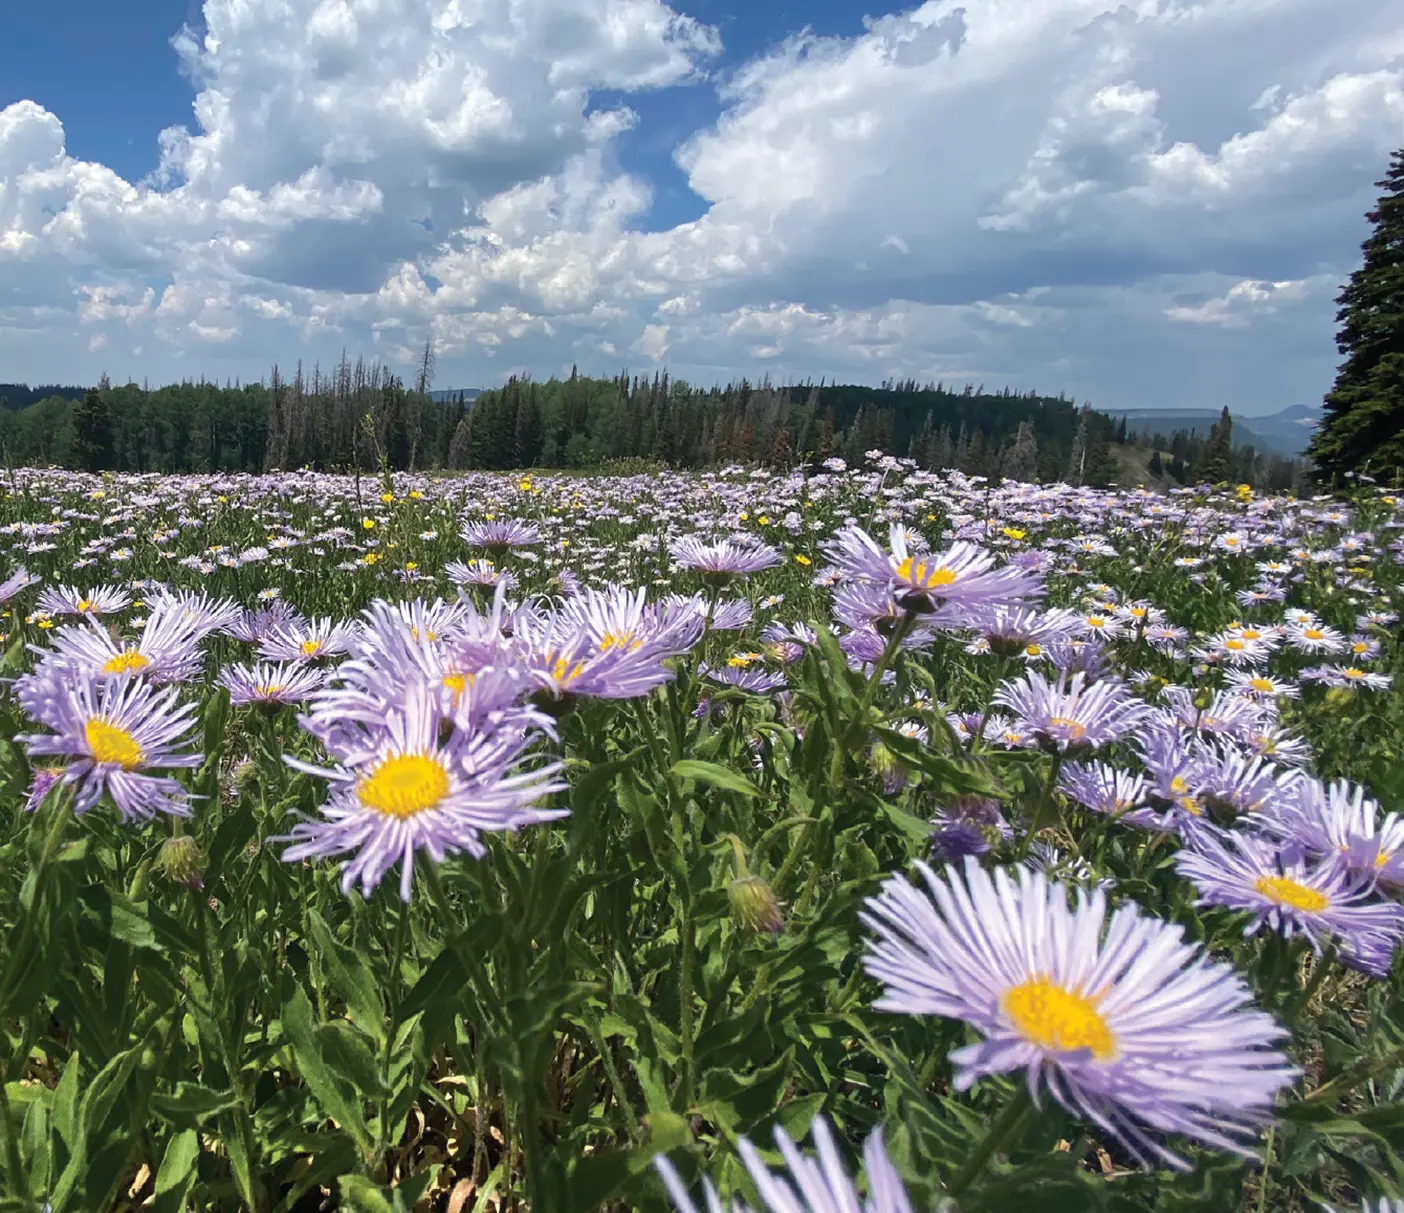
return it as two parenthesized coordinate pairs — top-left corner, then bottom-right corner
(158, 835), (205, 891)
(728, 875), (784, 935)
(1192, 687), (1215, 712)
(233, 759), (258, 792)
(1325, 687), (1356, 710)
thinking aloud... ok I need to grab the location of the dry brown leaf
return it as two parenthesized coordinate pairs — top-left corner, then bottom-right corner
(447, 1178), (477, 1213)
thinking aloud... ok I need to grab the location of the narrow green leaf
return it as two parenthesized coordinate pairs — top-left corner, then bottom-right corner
(671, 759), (762, 798)
(153, 1129), (200, 1213)
(281, 983), (373, 1154)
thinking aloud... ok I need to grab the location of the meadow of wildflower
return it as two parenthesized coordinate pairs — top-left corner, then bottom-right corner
(0, 457), (1402, 1213)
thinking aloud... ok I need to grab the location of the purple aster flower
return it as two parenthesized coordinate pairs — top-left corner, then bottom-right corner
(1186, 742), (1300, 821)
(24, 765), (65, 812)
(446, 558), (519, 592)
(1260, 778), (1404, 889)
(958, 604), (1082, 658)
(670, 536), (783, 578)
(258, 616), (358, 664)
(759, 620), (819, 665)
(706, 665), (787, 694)
(34, 583), (131, 618)
(277, 685), (565, 902)
(144, 587), (242, 638)
(993, 669), (1152, 754)
(228, 600), (302, 644)
(16, 673), (201, 820)
(218, 660), (327, 707)
(0, 566), (38, 605)
(460, 519), (542, 552)
(1059, 761), (1166, 830)
(654, 1116), (912, 1213)
(822, 523), (1042, 614)
(861, 858), (1297, 1169)
(1175, 831), (1404, 973)
(38, 600), (207, 685)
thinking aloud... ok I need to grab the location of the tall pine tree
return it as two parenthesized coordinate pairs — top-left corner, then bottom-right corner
(72, 388), (114, 472)
(1309, 149), (1404, 483)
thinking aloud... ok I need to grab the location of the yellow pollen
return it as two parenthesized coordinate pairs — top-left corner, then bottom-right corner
(1240, 629), (1262, 640)
(1025, 643), (1042, 656)
(551, 657), (586, 685)
(1086, 616), (1106, 628)
(1353, 642), (1368, 654)
(255, 682), (286, 698)
(1224, 639), (1245, 651)
(299, 640), (323, 657)
(75, 599), (93, 612)
(85, 718), (144, 769)
(1254, 875), (1329, 913)
(1004, 978), (1116, 1059)
(1304, 628), (1324, 640)
(598, 631), (642, 653)
(102, 649), (151, 675)
(1046, 715), (1087, 738)
(357, 753), (450, 818)
(895, 557), (958, 591)
(1343, 668), (1367, 679)
(1170, 775), (1189, 794)
(1249, 678), (1275, 693)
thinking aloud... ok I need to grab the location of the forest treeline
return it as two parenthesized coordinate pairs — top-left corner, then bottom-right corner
(0, 360), (1305, 489)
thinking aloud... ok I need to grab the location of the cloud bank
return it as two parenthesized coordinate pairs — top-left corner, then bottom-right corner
(2, 0), (1401, 412)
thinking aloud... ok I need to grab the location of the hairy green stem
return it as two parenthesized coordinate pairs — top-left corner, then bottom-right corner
(947, 1085), (1033, 1196)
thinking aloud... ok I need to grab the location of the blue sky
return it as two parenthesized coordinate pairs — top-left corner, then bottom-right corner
(1, 0), (1401, 414)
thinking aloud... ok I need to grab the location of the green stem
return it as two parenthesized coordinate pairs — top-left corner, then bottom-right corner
(376, 896), (411, 1169)
(844, 612), (917, 751)
(1285, 943), (1336, 1028)
(1303, 1043), (1404, 1105)
(1256, 1126), (1274, 1213)
(1016, 753), (1064, 860)
(947, 1085), (1033, 1196)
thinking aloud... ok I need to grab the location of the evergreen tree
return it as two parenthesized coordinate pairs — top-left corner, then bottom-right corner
(1149, 448), (1164, 476)
(72, 388), (113, 472)
(1194, 407), (1235, 483)
(447, 418), (472, 470)
(1309, 149), (1404, 483)
(1001, 420), (1039, 482)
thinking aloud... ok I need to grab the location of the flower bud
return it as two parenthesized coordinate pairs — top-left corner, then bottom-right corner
(158, 835), (205, 891)
(728, 874), (784, 935)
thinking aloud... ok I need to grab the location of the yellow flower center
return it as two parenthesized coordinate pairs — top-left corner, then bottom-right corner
(1254, 875), (1328, 913)
(1024, 643), (1042, 656)
(551, 657), (586, 685)
(1249, 678), (1275, 693)
(1343, 668), (1367, 680)
(894, 557), (957, 591)
(102, 649), (151, 675)
(1224, 639), (1245, 651)
(1046, 715), (1087, 738)
(357, 753), (450, 818)
(299, 640), (323, 658)
(255, 683), (286, 698)
(1086, 616), (1106, 628)
(75, 599), (93, 612)
(1304, 628), (1324, 640)
(598, 631), (642, 653)
(85, 718), (144, 769)
(1004, 978), (1116, 1060)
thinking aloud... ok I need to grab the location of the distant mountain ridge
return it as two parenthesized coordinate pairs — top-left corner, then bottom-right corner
(428, 388), (482, 403)
(1113, 403), (1321, 457)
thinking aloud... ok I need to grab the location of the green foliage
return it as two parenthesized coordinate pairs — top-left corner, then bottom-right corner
(1310, 147), (1404, 485)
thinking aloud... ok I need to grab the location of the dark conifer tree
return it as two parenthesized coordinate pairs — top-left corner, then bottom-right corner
(1309, 149), (1404, 483)
(72, 388), (114, 472)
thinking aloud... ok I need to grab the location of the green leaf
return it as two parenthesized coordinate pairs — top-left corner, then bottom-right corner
(671, 759), (762, 799)
(51, 1053), (80, 1148)
(153, 1130), (200, 1213)
(307, 909), (385, 1042)
(150, 1082), (239, 1127)
(281, 982), (374, 1155)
